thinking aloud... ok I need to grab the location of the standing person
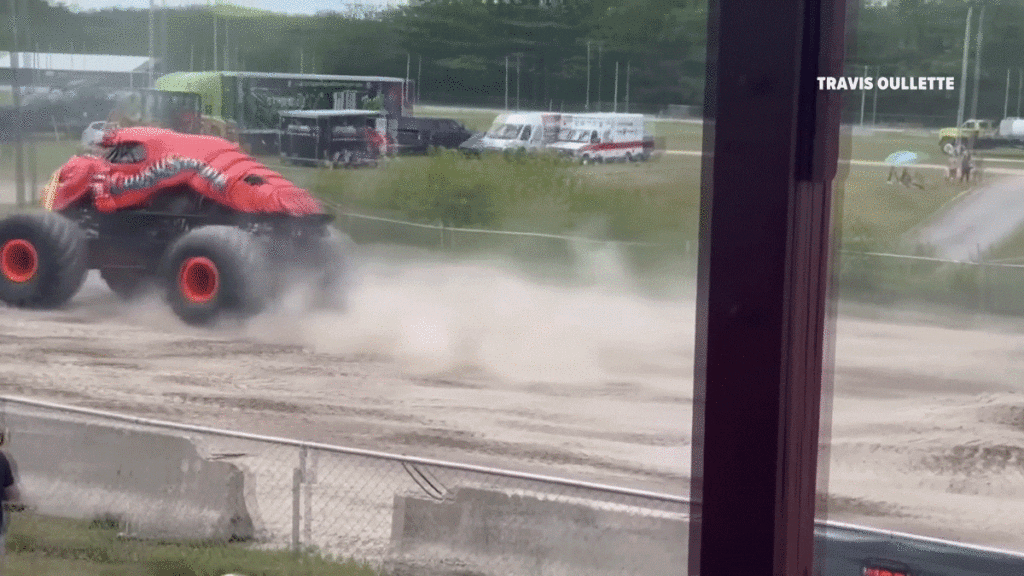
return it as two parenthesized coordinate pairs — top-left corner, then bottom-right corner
(0, 428), (19, 574)
(947, 152), (960, 182)
(960, 150), (975, 184)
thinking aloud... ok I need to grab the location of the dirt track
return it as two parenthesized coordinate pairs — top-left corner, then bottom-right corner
(3, 244), (1024, 550)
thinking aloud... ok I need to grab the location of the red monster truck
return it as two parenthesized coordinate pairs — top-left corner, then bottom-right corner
(0, 126), (351, 325)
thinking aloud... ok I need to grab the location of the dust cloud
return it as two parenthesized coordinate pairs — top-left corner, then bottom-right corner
(248, 243), (696, 386)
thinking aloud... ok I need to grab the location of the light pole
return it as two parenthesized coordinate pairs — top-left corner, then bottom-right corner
(955, 3), (974, 149)
(149, 0), (155, 86)
(969, 2), (986, 122)
(1004, 68), (1011, 118)
(586, 41), (591, 111)
(859, 64), (868, 125)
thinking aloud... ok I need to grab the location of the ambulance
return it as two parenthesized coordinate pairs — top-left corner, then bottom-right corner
(549, 113), (654, 164)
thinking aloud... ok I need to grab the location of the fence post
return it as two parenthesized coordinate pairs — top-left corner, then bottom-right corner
(303, 448), (314, 548)
(292, 447), (306, 553)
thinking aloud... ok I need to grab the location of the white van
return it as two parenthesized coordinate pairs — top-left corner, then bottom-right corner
(475, 112), (562, 154)
(549, 113), (653, 164)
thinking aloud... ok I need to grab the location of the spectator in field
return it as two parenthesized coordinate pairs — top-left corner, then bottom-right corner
(947, 153), (960, 182)
(0, 428), (20, 573)
(960, 150), (975, 184)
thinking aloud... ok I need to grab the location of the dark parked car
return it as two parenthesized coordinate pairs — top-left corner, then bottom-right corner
(397, 116), (476, 154)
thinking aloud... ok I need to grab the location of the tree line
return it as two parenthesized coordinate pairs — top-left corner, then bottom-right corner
(1, 0), (695, 113)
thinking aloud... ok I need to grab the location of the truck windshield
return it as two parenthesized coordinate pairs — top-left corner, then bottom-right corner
(487, 124), (523, 139)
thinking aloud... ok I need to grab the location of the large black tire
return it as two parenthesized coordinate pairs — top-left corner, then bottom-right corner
(0, 212), (88, 308)
(100, 267), (151, 300)
(160, 226), (270, 326)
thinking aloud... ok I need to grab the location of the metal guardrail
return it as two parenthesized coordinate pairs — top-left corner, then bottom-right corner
(3, 395), (1024, 575)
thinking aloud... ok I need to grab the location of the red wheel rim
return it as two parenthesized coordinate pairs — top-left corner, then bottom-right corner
(1, 239), (38, 283)
(179, 256), (219, 304)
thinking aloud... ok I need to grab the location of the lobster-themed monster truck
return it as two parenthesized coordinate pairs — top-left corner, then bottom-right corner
(0, 126), (352, 325)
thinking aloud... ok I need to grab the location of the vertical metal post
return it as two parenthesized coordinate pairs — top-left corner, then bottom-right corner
(613, 61), (619, 112)
(292, 447), (305, 553)
(859, 64), (867, 125)
(1017, 68), (1022, 116)
(957, 4), (974, 147)
(8, 0), (25, 207)
(871, 66), (879, 125)
(597, 43), (603, 111)
(970, 3), (985, 123)
(417, 55), (422, 103)
(516, 53), (521, 111)
(213, 14), (218, 72)
(190, 44), (195, 72)
(505, 55), (509, 110)
(625, 61), (630, 113)
(224, 18), (230, 71)
(586, 41), (591, 111)
(302, 447), (313, 547)
(149, 0), (155, 87)
(1005, 68), (1011, 118)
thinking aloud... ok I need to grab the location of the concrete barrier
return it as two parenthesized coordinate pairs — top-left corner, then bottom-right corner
(5, 411), (253, 541)
(389, 486), (687, 576)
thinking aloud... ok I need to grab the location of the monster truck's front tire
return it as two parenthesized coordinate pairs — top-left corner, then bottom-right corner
(160, 226), (270, 326)
(0, 212), (88, 308)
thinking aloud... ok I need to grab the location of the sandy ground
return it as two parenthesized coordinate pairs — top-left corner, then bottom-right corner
(3, 243), (1024, 551)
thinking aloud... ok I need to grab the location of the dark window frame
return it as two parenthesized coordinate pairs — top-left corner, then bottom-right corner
(689, 0), (849, 574)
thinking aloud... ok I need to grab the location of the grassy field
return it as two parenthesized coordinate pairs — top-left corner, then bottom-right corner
(5, 512), (375, 576)
(0, 119), (1013, 261)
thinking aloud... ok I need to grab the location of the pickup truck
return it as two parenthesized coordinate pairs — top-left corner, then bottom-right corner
(938, 118), (1024, 153)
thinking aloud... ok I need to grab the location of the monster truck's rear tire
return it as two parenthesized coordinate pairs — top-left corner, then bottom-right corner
(100, 267), (151, 300)
(313, 227), (355, 309)
(0, 212), (87, 308)
(160, 226), (270, 326)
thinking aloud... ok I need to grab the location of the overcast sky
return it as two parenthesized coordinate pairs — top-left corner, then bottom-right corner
(53, 0), (404, 16)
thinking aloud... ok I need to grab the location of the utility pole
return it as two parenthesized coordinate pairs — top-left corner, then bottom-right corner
(956, 4), (973, 148)
(417, 55), (422, 103)
(8, 0), (25, 207)
(224, 18), (230, 71)
(871, 66), (879, 125)
(970, 2), (986, 122)
(859, 64), (868, 125)
(597, 42), (603, 112)
(149, 0), (155, 86)
(625, 61), (630, 113)
(405, 53), (410, 110)
(613, 61), (619, 112)
(505, 55), (509, 110)
(1005, 68), (1011, 118)
(586, 41), (591, 111)
(1018, 67), (1022, 116)
(516, 53), (521, 111)
(213, 14), (218, 72)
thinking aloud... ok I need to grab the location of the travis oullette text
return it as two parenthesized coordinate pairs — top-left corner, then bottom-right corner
(817, 76), (955, 90)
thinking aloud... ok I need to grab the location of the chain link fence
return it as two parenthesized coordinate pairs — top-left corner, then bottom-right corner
(839, 249), (1024, 315)
(0, 396), (689, 576)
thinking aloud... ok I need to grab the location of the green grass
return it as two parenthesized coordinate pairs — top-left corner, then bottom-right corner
(5, 512), (377, 576)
